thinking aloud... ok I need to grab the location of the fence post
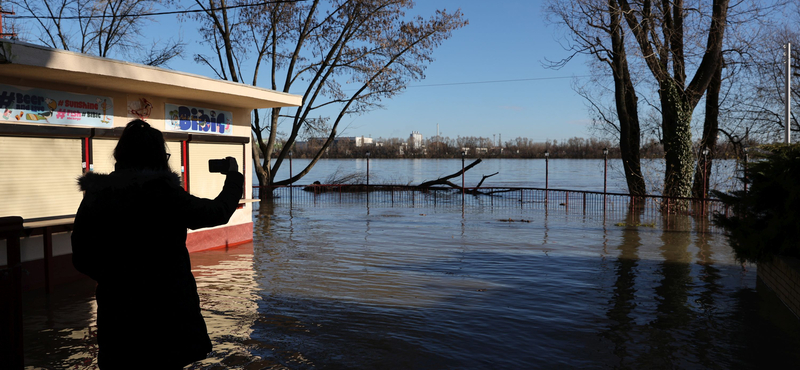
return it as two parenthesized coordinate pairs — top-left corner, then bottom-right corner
(583, 193), (586, 214)
(0, 216), (24, 370)
(43, 226), (53, 294)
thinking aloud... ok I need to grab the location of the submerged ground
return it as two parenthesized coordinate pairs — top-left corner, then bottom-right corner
(23, 203), (800, 369)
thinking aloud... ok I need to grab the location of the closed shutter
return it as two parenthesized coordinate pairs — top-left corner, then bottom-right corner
(188, 142), (243, 199)
(94, 140), (182, 175)
(0, 136), (83, 220)
(166, 141), (182, 175)
(92, 139), (117, 174)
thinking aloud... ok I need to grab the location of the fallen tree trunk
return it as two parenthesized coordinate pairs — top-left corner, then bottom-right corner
(418, 159), (482, 188)
(302, 158), (497, 194)
(467, 171), (499, 195)
(475, 172), (498, 189)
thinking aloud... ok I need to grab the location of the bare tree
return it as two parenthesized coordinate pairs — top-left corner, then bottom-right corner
(689, 0), (791, 197)
(193, 0), (467, 198)
(614, 0), (729, 200)
(545, 0), (647, 196)
(548, 0), (787, 199)
(6, 0), (183, 66)
(722, 23), (800, 143)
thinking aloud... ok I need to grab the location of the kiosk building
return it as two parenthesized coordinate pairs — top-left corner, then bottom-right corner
(0, 40), (301, 290)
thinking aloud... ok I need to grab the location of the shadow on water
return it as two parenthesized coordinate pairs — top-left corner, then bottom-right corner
(21, 202), (800, 369)
(22, 278), (98, 369)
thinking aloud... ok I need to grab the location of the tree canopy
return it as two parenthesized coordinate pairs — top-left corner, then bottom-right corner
(5, 0), (184, 66)
(191, 0), (467, 196)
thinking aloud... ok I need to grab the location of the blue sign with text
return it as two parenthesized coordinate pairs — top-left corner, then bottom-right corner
(165, 103), (232, 135)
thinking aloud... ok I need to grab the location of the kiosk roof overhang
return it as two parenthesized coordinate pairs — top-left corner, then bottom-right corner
(0, 40), (302, 109)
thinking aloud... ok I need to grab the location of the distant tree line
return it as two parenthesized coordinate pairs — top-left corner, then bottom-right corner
(273, 135), (746, 160)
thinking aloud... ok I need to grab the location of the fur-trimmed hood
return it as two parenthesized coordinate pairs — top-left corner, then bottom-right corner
(77, 169), (181, 193)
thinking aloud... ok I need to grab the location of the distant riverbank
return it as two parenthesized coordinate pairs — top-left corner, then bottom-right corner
(261, 136), (745, 160)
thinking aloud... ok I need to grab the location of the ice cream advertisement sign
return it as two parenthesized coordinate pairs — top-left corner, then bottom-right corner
(0, 84), (113, 128)
(165, 103), (232, 135)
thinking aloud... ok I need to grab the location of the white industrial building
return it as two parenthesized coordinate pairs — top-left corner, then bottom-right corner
(409, 131), (423, 149)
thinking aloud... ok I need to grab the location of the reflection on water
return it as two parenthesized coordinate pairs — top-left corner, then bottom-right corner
(23, 203), (800, 369)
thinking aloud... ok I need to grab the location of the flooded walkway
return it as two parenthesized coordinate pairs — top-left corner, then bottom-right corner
(23, 204), (800, 369)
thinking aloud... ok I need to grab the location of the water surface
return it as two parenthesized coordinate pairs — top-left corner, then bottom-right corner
(22, 203), (800, 369)
(259, 158), (743, 195)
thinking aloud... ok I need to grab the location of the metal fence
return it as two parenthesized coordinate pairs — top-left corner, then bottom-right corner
(253, 184), (729, 221)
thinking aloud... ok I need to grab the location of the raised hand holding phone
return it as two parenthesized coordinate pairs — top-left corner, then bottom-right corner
(208, 157), (238, 174)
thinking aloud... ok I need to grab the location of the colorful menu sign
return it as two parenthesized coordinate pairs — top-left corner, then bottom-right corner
(0, 84), (113, 128)
(165, 103), (232, 135)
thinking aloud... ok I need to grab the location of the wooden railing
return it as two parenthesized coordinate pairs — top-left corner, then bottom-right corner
(0, 216), (76, 370)
(1, 216), (24, 370)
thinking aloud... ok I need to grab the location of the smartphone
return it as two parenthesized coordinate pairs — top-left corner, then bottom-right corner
(208, 157), (238, 174)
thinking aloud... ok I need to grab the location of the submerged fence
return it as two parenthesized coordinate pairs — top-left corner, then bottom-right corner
(253, 184), (729, 222)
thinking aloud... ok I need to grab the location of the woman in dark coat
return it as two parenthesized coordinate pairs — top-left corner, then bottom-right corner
(71, 119), (244, 369)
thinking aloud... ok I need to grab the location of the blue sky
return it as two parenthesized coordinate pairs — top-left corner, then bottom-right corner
(350, 0), (595, 142)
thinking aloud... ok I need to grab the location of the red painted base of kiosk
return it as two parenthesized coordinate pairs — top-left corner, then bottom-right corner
(185, 222), (254, 253)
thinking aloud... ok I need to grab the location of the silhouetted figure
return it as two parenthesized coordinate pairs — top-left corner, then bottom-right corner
(72, 119), (244, 369)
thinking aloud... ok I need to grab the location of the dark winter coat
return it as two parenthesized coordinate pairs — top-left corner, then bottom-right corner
(71, 169), (244, 369)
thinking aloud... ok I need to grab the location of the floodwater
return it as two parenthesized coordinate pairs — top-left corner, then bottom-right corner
(259, 158), (744, 194)
(22, 203), (800, 369)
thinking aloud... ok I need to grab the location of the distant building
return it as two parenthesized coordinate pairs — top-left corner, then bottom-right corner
(353, 136), (374, 147)
(409, 131), (423, 149)
(298, 135), (373, 148)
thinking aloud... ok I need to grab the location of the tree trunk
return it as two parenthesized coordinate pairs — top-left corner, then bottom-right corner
(692, 57), (723, 199)
(251, 135), (272, 200)
(616, 0), (729, 203)
(609, 0), (646, 196)
(418, 159), (482, 188)
(661, 80), (695, 199)
(251, 112), (274, 200)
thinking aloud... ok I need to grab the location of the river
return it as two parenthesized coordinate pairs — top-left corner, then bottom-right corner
(257, 158), (744, 194)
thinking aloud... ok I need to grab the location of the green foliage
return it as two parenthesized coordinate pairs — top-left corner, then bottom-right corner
(713, 144), (800, 263)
